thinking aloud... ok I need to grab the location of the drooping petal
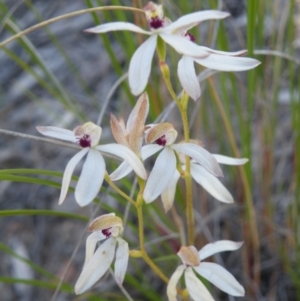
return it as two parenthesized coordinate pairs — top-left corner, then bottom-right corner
(114, 237), (129, 285)
(160, 33), (209, 58)
(166, 265), (185, 301)
(84, 232), (107, 265)
(199, 47), (248, 56)
(109, 144), (163, 181)
(36, 126), (76, 143)
(59, 148), (89, 205)
(96, 144), (147, 179)
(161, 169), (180, 212)
(166, 10), (230, 34)
(193, 53), (260, 71)
(141, 144), (164, 159)
(128, 35), (157, 95)
(85, 22), (151, 35)
(194, 262), (245, 296)
(143, 147), (176, 203)
(212, 154), (248, 165)
(184, 267), (215, 301)
(75, 149), (105, 207)
(75, 237), (117, 294)
(199, 240), (243, 261)
(190, 163), (233, 203)
(178, 55), (201, 101)
(171, 143), (223, 177)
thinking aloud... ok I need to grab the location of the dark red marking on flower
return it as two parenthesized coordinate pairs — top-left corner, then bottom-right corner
(185, 32), (195, 42)
(155, 135), (167, 146)
(102, 228), (112, 238)
(149, 17), (164, 29)
(77, 134), (91, 148)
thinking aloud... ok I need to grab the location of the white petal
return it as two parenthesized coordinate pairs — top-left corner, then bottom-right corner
(128, 35), (157, 95)
(194, 262), (245, 296)
(110, 161), (133, 181)
(166, 10), (230, 33)
(75, 237), (117, 294)
(143, 147), (176, 203)
(85, 22), (151, 35)
(171, 143), (223, 177)
(141, 144), (164, 160)
(161, 170), (180, 212)
(160, 33), (209, 58)
(109, 144), (163, 181)
(199, 240), (243, 261)
(199, 47), (248, 56)
(213, 154), (248, 165)
(193, 53), (260, 71)
(114, 237), (129, 285)
(84, 232), (107, 265)
(36, 126), (76, 143)
(184, 267), (214, 301)
(75, 149), (105, 207)
(59, 148), (89, 205)
(167, 265), (185, 301)
(96, 144), (147, 179)
(178, 56), (201, 101)
(190, 163), (233, 203)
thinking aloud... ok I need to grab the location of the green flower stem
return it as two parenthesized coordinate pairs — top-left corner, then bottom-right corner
(136, 192), (169, 284)
(208, 77), (260, 284)
(104, 173), (136, 206)
(0, 6), (144, 48)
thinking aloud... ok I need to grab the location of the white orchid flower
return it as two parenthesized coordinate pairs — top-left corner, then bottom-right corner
(110, 123), (223, 204)
(167, 241), (245, 301)
(84, 2), (258, 96)
(37, 122), (147, 207)
(161, 153), (249, 212)
(110, 92), (149, 156)
(75, 213), (129, 294)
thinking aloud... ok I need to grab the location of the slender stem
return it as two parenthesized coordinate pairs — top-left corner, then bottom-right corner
(208, 77), (260, 285)
(104, 173), (136, 206)
(0, 6), (144, 48)
(136, 196), (169, 283)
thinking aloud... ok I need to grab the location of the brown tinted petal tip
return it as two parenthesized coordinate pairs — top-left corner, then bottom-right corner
(177, 245), (200, 267)
(145, 122), (175, 144)
(88, 215), (123, 232)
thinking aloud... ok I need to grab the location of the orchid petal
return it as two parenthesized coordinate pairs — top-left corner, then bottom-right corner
(75, 237), (116, 294)
(193, 53), (260, 71)
(59, 148), (88, 205)
(166, 10), (230, 34)
(141, 144), (164, 159)
(84, 232), (107, 265)
(85, 22), (151, 35)
(75, 149), (105, 207)
(171, 143), (223, 177)
(96, 144), (147, 179)
(109, 144), (163, 181)
(161, 169), (180, 212)
(185, 267), (214, 301)
(194, 262), (245, 296)
(199, 240), (243, 261)
(143, 147), (176, 203)
(129, 35), (157, 95)
(160, 33), (209, 58)
(110, 114), (129, 147)
(115, 237), (129, 285)
(127, 93), (149, 154)
(167, 265), (185, 301)
(178, 56), (201, 101)
(36, 126), (76, 143)
(199, 47), (248, 56)
(213, 154), (249, 165)
(190, 163), (233, 203)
